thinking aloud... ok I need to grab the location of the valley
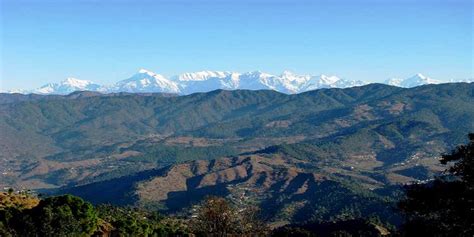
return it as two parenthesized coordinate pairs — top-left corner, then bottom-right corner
(1, 82), (473, 224)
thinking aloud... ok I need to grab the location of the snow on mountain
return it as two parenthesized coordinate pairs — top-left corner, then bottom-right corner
(270, 71), (312, 93)
(2, 89), (30, 94)
(110, 69), (180, 93)
(384, 78), (404, 87)
(10, 70), (471, 95)
(171, 70), (351, 94)
(449, 78), (474, 83)
(333, 78), (367, 88)
(401, 73), (440, 87)
(385, 74), (440, 88)
(34, 78), (102, 95)
(172, 71), (240, 93)
(236, 71), (279, 91)
(300, 74), (366, 92)
(303, 75), (350, 91)
(175, 71), (232, 81)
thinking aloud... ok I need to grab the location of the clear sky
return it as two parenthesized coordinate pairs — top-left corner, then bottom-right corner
(1, 0), (472, 90)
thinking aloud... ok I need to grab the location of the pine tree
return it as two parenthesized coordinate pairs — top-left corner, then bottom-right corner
(398, 133), (474, 236)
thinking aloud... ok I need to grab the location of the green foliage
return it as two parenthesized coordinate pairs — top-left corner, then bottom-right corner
(96, 204), (189, 236)
(261, 180), (400, 225)
(0, 194), (189, 236)
(441, 133), (474, 183)
(2, 83), (473, 165)
(1, 83), (473, 195)
(0, 195), (98, 236)
(0, 191), (39, 210)
(1, 84), (474, 234)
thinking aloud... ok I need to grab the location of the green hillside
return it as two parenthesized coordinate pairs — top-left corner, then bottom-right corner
(0, 83), (473, 222)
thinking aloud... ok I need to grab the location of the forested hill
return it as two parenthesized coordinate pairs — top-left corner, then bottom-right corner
(0, 83), (472, 219)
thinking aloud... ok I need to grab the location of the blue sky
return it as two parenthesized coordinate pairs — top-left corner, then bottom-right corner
(1, 0), (472, 90)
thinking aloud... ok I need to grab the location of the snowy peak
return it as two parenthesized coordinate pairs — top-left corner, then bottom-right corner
(266, 71), (309, 93)
(241, 71), (274, 79)
(138, 68), (154, 75)
(175, 71), (233, 81)
(403, 73), (439, 87)
(16, 70), (368, 95)
(279, 71), (311, 82)
(11, 70), (472, 95)
(319, 74), (341, 85)
(62, 77), (92, 87)
(133, 68), (167, 80)
(280, 70), (300, 78)
(112, 69), (180, 93)
(385, 74), (440, 88)
(385, 78), (403, 87)
(35, 78), (101, 94)
(303, 74), (360, 91)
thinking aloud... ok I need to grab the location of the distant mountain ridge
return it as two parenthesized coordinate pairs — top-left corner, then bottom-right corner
(384, 74), (440, 88)
(34, 78), (103, 94)
(6, 70), (471, 95)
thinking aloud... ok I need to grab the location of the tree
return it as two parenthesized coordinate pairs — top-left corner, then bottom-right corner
(13, 195), (98, 236)
(95, 204), (189, 236)
(398, 133), (474, 236)
(190, 196), (236, 236)
(96, 205), (153, 236)
(237, 205), (269, 235)
(189, 196), (267, 236)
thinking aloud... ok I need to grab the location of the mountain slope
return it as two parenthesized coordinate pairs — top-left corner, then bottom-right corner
(2, 82), (473, 223)
(1, 83), (472, 190)
(64, 154), (400, 223)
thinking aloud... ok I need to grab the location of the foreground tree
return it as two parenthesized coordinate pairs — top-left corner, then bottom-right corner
(189, 196), (267, 236)
(237, 205), (269, 235)
(398, 133), (474, 236)
(96, 204), (189, 236)
(190, 197), (235, 236)
(1, 194), (98, 237)
(28, 195), (98, 236)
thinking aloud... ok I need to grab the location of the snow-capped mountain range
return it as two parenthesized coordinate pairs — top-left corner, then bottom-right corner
(384, 73), (441, 88)
(34, 77), (103, 95)
(4, 70), (473, 95)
